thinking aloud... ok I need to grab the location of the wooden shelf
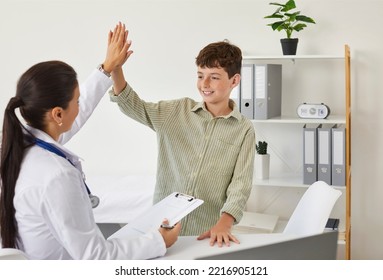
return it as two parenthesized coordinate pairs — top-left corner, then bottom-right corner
(253, 175), (346, 189)
(251, 115), (345, 124)
(243, 55), (344, 62)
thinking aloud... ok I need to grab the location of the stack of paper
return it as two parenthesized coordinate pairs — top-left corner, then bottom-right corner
(232, 211), (279, 234)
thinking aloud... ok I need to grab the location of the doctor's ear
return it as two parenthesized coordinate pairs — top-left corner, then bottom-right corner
(50, 107), (64, 126)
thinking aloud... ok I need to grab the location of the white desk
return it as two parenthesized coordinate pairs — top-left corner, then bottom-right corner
(159, 233), (297, 260)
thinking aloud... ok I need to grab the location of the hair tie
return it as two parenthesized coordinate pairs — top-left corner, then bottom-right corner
(6, 96), (24, 111)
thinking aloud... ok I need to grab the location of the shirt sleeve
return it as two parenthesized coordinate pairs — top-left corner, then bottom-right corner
(41, 163), (166, 259)
(109, 83), (176, 131)
(220, 124), (256, 223)
(59, 69), (113, 144)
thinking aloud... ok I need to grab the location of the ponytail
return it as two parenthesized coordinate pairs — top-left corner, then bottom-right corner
(0, 96), (28, 248)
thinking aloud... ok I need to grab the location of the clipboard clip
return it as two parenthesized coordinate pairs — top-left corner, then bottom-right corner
(175, 193), (194, 202)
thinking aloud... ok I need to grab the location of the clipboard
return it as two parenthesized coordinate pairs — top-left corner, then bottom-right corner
(108, 192), (203, 239)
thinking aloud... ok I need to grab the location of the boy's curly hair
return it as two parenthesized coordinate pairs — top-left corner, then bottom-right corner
(196, 41), (242, 79)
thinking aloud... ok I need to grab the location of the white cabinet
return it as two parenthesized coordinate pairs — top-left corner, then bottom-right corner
(242, 46), (351, 259)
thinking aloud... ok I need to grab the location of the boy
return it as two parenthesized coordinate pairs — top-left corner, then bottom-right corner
(110, 29), (255, 247)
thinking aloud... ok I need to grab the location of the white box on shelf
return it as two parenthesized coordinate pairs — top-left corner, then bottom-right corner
(232, 211), (279, 234)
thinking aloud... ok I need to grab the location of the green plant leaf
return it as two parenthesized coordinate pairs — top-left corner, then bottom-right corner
(256, 141), (268, 155)
(281, 0), (296, 12)
(264, 14), (284, 19)
(296, 15), (316, 24)
(285, 11), (300, 19)
(293, 23), (307, 32)
(269, 2), (286, 7)
(271, 21), (285, 31)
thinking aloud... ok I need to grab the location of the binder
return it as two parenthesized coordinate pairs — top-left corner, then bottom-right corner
(332, 124), (346, 186)
(231, 84), (240, 111)
(254, 64), (282, 120)
(108, 192), (204, 239)
(317, 124), (335, 185)
(303, 124), (319, 184)
(239, 64), (254, 119)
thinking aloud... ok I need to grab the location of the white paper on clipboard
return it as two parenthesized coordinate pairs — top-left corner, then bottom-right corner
(108, 192), (204, 239)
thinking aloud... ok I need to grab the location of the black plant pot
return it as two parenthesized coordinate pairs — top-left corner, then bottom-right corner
(280, 38), (298, 55)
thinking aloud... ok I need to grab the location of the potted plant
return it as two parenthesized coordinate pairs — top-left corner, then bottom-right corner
(255, 141), (270, 180)
(264, 0), (316, 55)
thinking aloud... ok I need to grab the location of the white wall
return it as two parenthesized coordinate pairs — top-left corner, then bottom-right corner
(1, 0), (382, 259)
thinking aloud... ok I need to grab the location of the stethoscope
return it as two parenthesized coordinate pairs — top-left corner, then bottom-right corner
(33, 137), (100, 208)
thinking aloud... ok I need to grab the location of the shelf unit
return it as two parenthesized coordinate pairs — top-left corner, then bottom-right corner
(243, 45), (351, 259)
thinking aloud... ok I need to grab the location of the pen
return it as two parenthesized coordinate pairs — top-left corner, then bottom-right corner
(160, 224), (175, 229)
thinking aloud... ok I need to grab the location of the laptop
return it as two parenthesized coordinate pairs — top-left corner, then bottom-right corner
(196, 231), (338, 260)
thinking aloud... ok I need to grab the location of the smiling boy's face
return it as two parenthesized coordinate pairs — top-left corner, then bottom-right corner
(197, 66), (239, 109)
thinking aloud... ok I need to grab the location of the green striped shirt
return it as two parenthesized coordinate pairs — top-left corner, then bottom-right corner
(110, 84), (255, 236)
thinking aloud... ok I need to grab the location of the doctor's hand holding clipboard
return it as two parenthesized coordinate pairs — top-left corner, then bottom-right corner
(108, 192), (203, 246)
(158, 219), (182, 248)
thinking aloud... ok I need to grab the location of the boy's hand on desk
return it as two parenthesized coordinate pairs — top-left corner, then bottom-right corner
(197, 213), (239, 247)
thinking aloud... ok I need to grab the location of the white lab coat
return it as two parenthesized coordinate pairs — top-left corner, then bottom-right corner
(14, 69), (166, 259)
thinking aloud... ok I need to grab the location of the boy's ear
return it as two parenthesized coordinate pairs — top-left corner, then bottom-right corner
(232, 73), (241, 88)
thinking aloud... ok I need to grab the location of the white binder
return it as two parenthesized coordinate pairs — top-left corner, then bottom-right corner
(108, 192), (203, 239)
(303, 124), (319, 185)
(239, 64), (254, 119)
(332, 124), (346, 186)
(254, 64), (282, 120)
(317, 124), (335, 185)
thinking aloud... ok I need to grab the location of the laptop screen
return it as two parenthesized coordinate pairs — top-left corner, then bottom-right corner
(196, 231), (338, 260)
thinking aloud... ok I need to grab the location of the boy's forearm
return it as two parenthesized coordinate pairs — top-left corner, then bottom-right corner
(111, 67), (127, 95)
(218, 212), (235, 227)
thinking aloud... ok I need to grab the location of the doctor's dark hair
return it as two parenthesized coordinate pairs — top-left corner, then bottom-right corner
(0, 60), (78, 248)
(195, 40), (242, 79)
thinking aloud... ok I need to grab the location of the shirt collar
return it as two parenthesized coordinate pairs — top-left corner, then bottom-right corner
(24, 125), (82, 162)
(191, 99), (242, 120)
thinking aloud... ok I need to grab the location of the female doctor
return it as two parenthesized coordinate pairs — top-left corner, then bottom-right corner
(0, 23), (180, 259)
